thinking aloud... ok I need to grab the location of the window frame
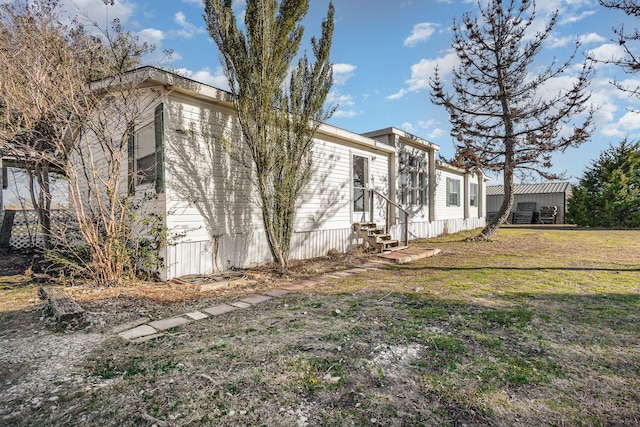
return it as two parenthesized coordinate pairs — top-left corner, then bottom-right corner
(399, 150), (428, 207)
(134, 121), (157, 187)
(127, 103), (165, 193)
(470, 183), (478, 207)
(447, 177), (460, 207)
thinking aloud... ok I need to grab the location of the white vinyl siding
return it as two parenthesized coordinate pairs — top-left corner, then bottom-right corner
(162, 92), (392, 278)
(436, 169), (466, 220)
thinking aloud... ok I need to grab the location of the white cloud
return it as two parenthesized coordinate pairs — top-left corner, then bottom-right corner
(388, 51), (459, 99)
(400, 122), (417, 134)
(427, 128), (445, 139)
(580, 33), (606, 45)
(332, 63), (357, 85)
(62, 0), (135, 26)
(396, 120), (444, 140)
(387, 88), (410, 101)
(327, 90), (355, 107)
(404, 22), (437, 47)
(588, 43), (627, 64)
(174, 11), (207, 39)
(601, 124), (625, 138)
(137, 28), (164, 47)
(559, 9), (597, 25)
(175, 11), (188, 26)
(548, 35), (574, 49)
(549, 32), (605, 51)
(617, 111), (640, 131)
(333, 109), (359, 119)
(326, 90), (358, 119)
(179, 67), (230, 91)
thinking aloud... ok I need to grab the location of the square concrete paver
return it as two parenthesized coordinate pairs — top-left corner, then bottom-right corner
(264, 289), (290, 297)
(298, 279), (320, 287)
(202, 304), (237, 316)
(230, 301), (252, 309)
(281, 284), (307, 291)
(148, 316), (191, 331)
(111, 317), (151, 334)
(240, 295), (272, 305)
(185, 311), (209, 320)
(118, 324), (158, 340)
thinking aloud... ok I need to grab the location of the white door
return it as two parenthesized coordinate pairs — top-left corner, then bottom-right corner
(352, 154), (369, 223)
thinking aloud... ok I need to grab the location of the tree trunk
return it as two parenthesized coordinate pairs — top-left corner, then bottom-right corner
(26, 164), (53, 249)
(36, 164), (52, 250)
(258, 178), (288, 272)
(479, 170), (515, 240)
(478, 63), (518, 241)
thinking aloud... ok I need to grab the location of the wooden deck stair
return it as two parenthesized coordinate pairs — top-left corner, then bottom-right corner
(354, 222), (407, 253)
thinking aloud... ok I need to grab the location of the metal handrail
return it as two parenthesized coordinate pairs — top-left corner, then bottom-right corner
(367, 188), (410, 247)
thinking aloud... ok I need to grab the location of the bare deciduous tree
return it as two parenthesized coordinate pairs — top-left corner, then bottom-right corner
(0, 0), (161, 285)
(430, 0), (593, 240)
(204, 0), (335, 271)
(598, 0), (640, 97)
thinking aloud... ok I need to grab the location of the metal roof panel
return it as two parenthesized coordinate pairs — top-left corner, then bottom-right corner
(486, 182), (572, 196)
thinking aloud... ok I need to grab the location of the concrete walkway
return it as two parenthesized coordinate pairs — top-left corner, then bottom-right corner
(113, 249), (438, 343)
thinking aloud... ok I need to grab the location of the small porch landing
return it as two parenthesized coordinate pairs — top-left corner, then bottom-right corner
(378, 247), (442, 264)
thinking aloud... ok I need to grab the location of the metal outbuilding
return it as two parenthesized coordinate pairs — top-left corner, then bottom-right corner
(486, 182), (573, 224)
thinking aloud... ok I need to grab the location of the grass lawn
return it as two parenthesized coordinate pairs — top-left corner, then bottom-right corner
(1, 228), (639, 426)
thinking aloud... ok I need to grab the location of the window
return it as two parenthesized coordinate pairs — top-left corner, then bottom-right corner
(135, 123), (156, 185)
(419, 172), (428, 206)
(352, 155), (368, 212)
(399, 150), (428, 207)
(409, 171), (418, 205)
(128, 103), (165, 193)
(447, 177), (460, 206)
(470, 183), (478, 207)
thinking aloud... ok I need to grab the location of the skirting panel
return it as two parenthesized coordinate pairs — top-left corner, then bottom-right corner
(166, 227), (358, 280)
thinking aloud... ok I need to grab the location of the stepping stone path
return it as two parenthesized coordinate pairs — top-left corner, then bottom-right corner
(118, 325), (158, 340)
(202, 304), (237, 316)
(114, 252), (437, 343)
(149, 316), (191, 331)
(185, 311), (209, 320)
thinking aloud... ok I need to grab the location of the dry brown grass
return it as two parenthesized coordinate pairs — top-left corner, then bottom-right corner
(1, 228), (639, 426)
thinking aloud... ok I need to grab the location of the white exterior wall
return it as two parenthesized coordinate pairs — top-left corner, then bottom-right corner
(466, 172), (483, 219)
(435, 168), (465, 220)
(364, 128), (486, 242)
(162, 92), (393, 279)
(163, 92), (260, 278)
(400, 166), (486, 238)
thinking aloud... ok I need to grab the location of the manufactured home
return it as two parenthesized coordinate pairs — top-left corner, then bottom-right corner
(72, 67), (487, 280)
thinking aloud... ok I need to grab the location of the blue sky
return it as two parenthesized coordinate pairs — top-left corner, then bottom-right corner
(63, 0), (640, 183)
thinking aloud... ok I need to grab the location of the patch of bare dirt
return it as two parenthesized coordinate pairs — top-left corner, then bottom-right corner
(0, 248), (380, 426)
